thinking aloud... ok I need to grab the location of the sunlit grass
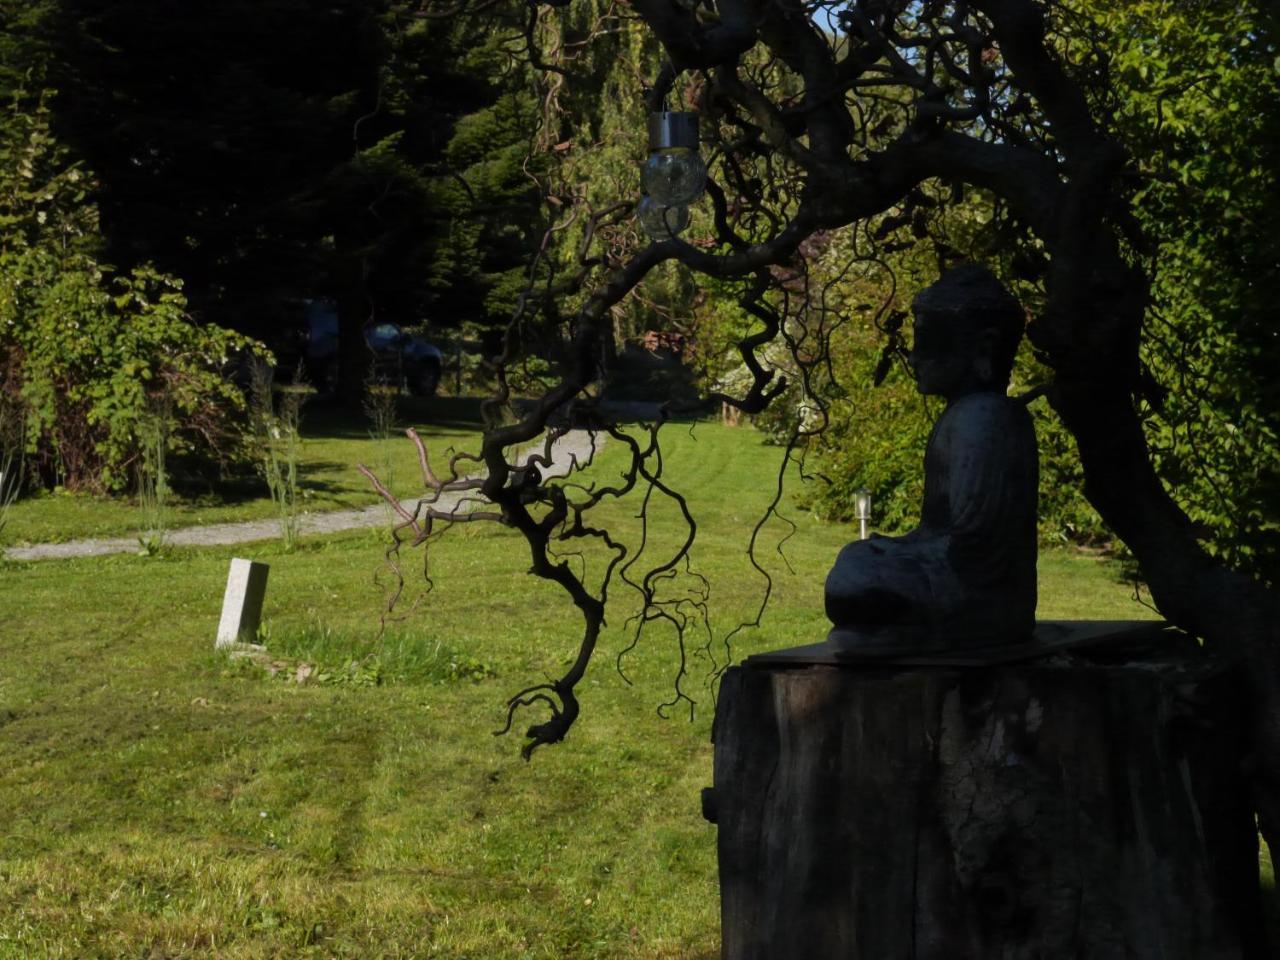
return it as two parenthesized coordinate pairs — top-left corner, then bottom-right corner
(0, 419), (1258, 958)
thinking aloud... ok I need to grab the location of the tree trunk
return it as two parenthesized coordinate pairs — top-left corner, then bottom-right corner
(331, 240), (371, 406)
(708, 626), (1267, 959)
(1049, 381), (1280, 850)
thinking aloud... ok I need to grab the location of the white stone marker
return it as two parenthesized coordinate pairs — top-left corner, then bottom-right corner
(216, 558), (270, 648)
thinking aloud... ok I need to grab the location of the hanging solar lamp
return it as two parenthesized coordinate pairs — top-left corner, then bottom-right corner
(641, 110), (706, 206)
(637, 194), (691, 240)
(636, 111), (704, 240)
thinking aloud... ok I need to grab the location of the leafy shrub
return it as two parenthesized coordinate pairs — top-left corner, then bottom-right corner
(0, 91), (259, 492)
(712, 336), (827, 446)
(798, 305), (930, 534)
(249, 362), (309, 549)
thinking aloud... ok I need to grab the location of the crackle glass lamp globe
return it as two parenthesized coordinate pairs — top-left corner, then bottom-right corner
(637, 194), (690, 239)
(641, 111), (706, 207)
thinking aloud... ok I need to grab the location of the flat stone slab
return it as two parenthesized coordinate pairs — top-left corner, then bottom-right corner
(747, 619), (1178, 669)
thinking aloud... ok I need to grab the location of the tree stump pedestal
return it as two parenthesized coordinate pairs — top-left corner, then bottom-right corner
(706, 621), (1267, 959)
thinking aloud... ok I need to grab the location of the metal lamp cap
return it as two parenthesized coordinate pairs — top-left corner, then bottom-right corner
(648, 111), (699, 151)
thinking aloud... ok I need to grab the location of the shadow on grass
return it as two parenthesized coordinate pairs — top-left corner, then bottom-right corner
(298, 395), (489, 440)
(170, 460), (340, 504)
(165, 457), (261, 504)
(162, 397), (488, 501)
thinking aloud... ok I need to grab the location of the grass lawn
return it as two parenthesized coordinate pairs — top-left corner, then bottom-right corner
(2, 396), (488, 546)
(0, 420), (1267, 958)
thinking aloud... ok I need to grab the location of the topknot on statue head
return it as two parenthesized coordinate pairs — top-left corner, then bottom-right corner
(911, 264), (1025, 390)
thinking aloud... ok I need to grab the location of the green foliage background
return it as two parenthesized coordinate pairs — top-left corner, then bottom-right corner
(1087, 0), (1280, 579)
(710, 1), (1279, 572)
(0, 90), (255, 491)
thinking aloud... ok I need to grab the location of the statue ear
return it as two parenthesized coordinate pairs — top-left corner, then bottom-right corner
(973, 327), (1000, 383)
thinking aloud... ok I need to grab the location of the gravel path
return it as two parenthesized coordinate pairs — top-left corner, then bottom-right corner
(4, 430), (604, 562)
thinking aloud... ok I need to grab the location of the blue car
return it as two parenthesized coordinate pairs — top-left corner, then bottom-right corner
(303, 300), (443, 396)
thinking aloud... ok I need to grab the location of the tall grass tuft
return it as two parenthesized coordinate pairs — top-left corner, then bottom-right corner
(134, 400), (171, 556)
(250, 360), (309, 550)
(255, 617), (497, 686)
(362, 368), (399, 518)
(0, 390), (24, 544)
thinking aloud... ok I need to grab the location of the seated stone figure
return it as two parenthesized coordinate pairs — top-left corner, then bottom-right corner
(825, 265), (1038, 652)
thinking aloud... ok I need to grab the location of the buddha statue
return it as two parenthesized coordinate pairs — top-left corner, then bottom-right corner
(825, 265), (1038, 652)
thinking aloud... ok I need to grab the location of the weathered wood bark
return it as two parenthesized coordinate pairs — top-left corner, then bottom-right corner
(709, 629), (1266, 959)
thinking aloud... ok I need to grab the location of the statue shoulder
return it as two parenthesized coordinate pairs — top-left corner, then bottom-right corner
(942, 392), (1034, 431)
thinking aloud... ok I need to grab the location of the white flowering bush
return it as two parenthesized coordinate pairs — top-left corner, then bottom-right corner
(712, 336), (825, 444)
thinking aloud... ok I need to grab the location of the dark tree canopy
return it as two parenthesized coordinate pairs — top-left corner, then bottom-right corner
(22, 0), (545, 388)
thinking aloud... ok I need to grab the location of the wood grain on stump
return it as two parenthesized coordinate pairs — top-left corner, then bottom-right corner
(709, 625), (1266, 959)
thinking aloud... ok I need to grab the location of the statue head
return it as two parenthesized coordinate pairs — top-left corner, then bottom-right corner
(909, 265), (1025, 399)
